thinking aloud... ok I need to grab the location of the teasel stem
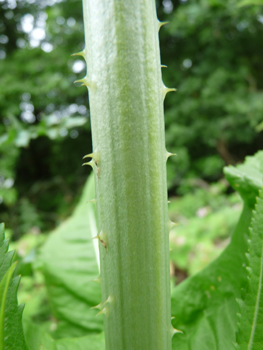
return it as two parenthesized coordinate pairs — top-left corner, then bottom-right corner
(80, 1), (176, 349)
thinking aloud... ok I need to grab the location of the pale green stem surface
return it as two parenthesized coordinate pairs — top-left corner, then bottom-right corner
(81, 1), (172, 349)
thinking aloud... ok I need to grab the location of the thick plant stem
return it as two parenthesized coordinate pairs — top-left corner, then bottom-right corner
(81, 1), (172, 349)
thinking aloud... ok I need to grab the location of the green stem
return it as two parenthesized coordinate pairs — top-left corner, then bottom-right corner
(81, 1), (172, 349)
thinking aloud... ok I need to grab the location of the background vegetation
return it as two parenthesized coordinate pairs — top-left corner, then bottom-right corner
(0, 0), (262, 338)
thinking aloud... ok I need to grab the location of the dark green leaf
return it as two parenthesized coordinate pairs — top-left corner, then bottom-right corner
(235, 190), (263, 350)
(171, 204), (252, 349)
(171, 153), (263, 349)
(0, 223), (28, 350)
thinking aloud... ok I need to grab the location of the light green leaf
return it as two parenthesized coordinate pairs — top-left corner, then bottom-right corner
(24, 320), (56, 350)
(238, 0), (263, 7)
(235, 190), (263, 350)
(171, 152), (263, 349)
(54, 332), (105, 350)
(63, 116), (88, 128)
(0, 134), (8, 146)
(255, 121), (263, 133)
(15, 130), (32, 148)
(39, 174), (103, 339)
(224, 151), (263, 208)
(24, 319), (105, 350)
(0, 223), (28, 350)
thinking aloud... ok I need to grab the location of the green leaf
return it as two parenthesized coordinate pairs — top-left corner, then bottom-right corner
(0, 223), (28, 350)
(0, 134), (8, 146)
(54, 332), (105, 350)
(235, 189), (263, 350)
(224, 151), (263, 208)
(39, 174), (103, 339)
(24, 319), (105, 350)
(171, 152), (263, 349)
(63, 116), (88, 128)
(14, 130), (32, 148)
(238, 0), (263, 7)
(171, 204), (252, 349)
(23, 320), (56, 350)
(255, 121), (263, 133)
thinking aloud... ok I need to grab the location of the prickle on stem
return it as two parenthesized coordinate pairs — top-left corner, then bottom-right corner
(93, 231), (107, 250)
(82, 151), (101, 177)
(171, 325), (183, 337)
(71, 49), (86, 58)
(83, 151), (100, 166)
(91, 302), (103, 310)
(166, 151), (177, 160)
(82, 158), (96, 170)
(157, 20), (169, 31)
(163, 85), (177, 100)
(74, 76), (95, 89)
(96, 306), (109, 317)
(93, 295), (113, 317)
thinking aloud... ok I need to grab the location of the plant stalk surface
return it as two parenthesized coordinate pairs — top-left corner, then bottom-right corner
(80, 1), (172, 349)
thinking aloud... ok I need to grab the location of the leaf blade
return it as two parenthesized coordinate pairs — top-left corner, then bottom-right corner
(236, 190), (263, 350)
(171, 152), (263, 350)
(238, 0), (263, 7)
(0, 223), (28, 350)
(39, 174), (103, 338)
(0, 263), (17, 349)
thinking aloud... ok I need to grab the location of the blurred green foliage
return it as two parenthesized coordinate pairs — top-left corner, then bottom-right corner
(0, 0), (92, 237)
(0, 0), (262, 348)
(158, 0), (263, 189)
(169, 180), (242, 278)
(0, 0), (262, 238)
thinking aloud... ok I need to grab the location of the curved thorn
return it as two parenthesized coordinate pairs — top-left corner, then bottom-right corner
(166, 151), (177, 160)
(83, 152), (95, 159)
(74, 78), (86, 85)
(74, 77), (94, 88)
(82, 159), (96, 170)
(91, 302), (103, 310)
(83, 151), (100, 165)
(71, 50), (85, 58)
(163, 86), (177, 100)
(157, 20), (169, 31)
(96, 306), (109, 317)
(171, 325), (183, 337)
(104, 295), (113, 304)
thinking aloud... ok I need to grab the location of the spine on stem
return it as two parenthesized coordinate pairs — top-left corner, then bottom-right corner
(80, 1), (174, 349)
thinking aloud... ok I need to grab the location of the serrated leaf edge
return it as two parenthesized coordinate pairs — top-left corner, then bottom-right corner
(236, 190), (263, 349)
(247, 220), (263, 349)
(0, 261), (17, 348)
